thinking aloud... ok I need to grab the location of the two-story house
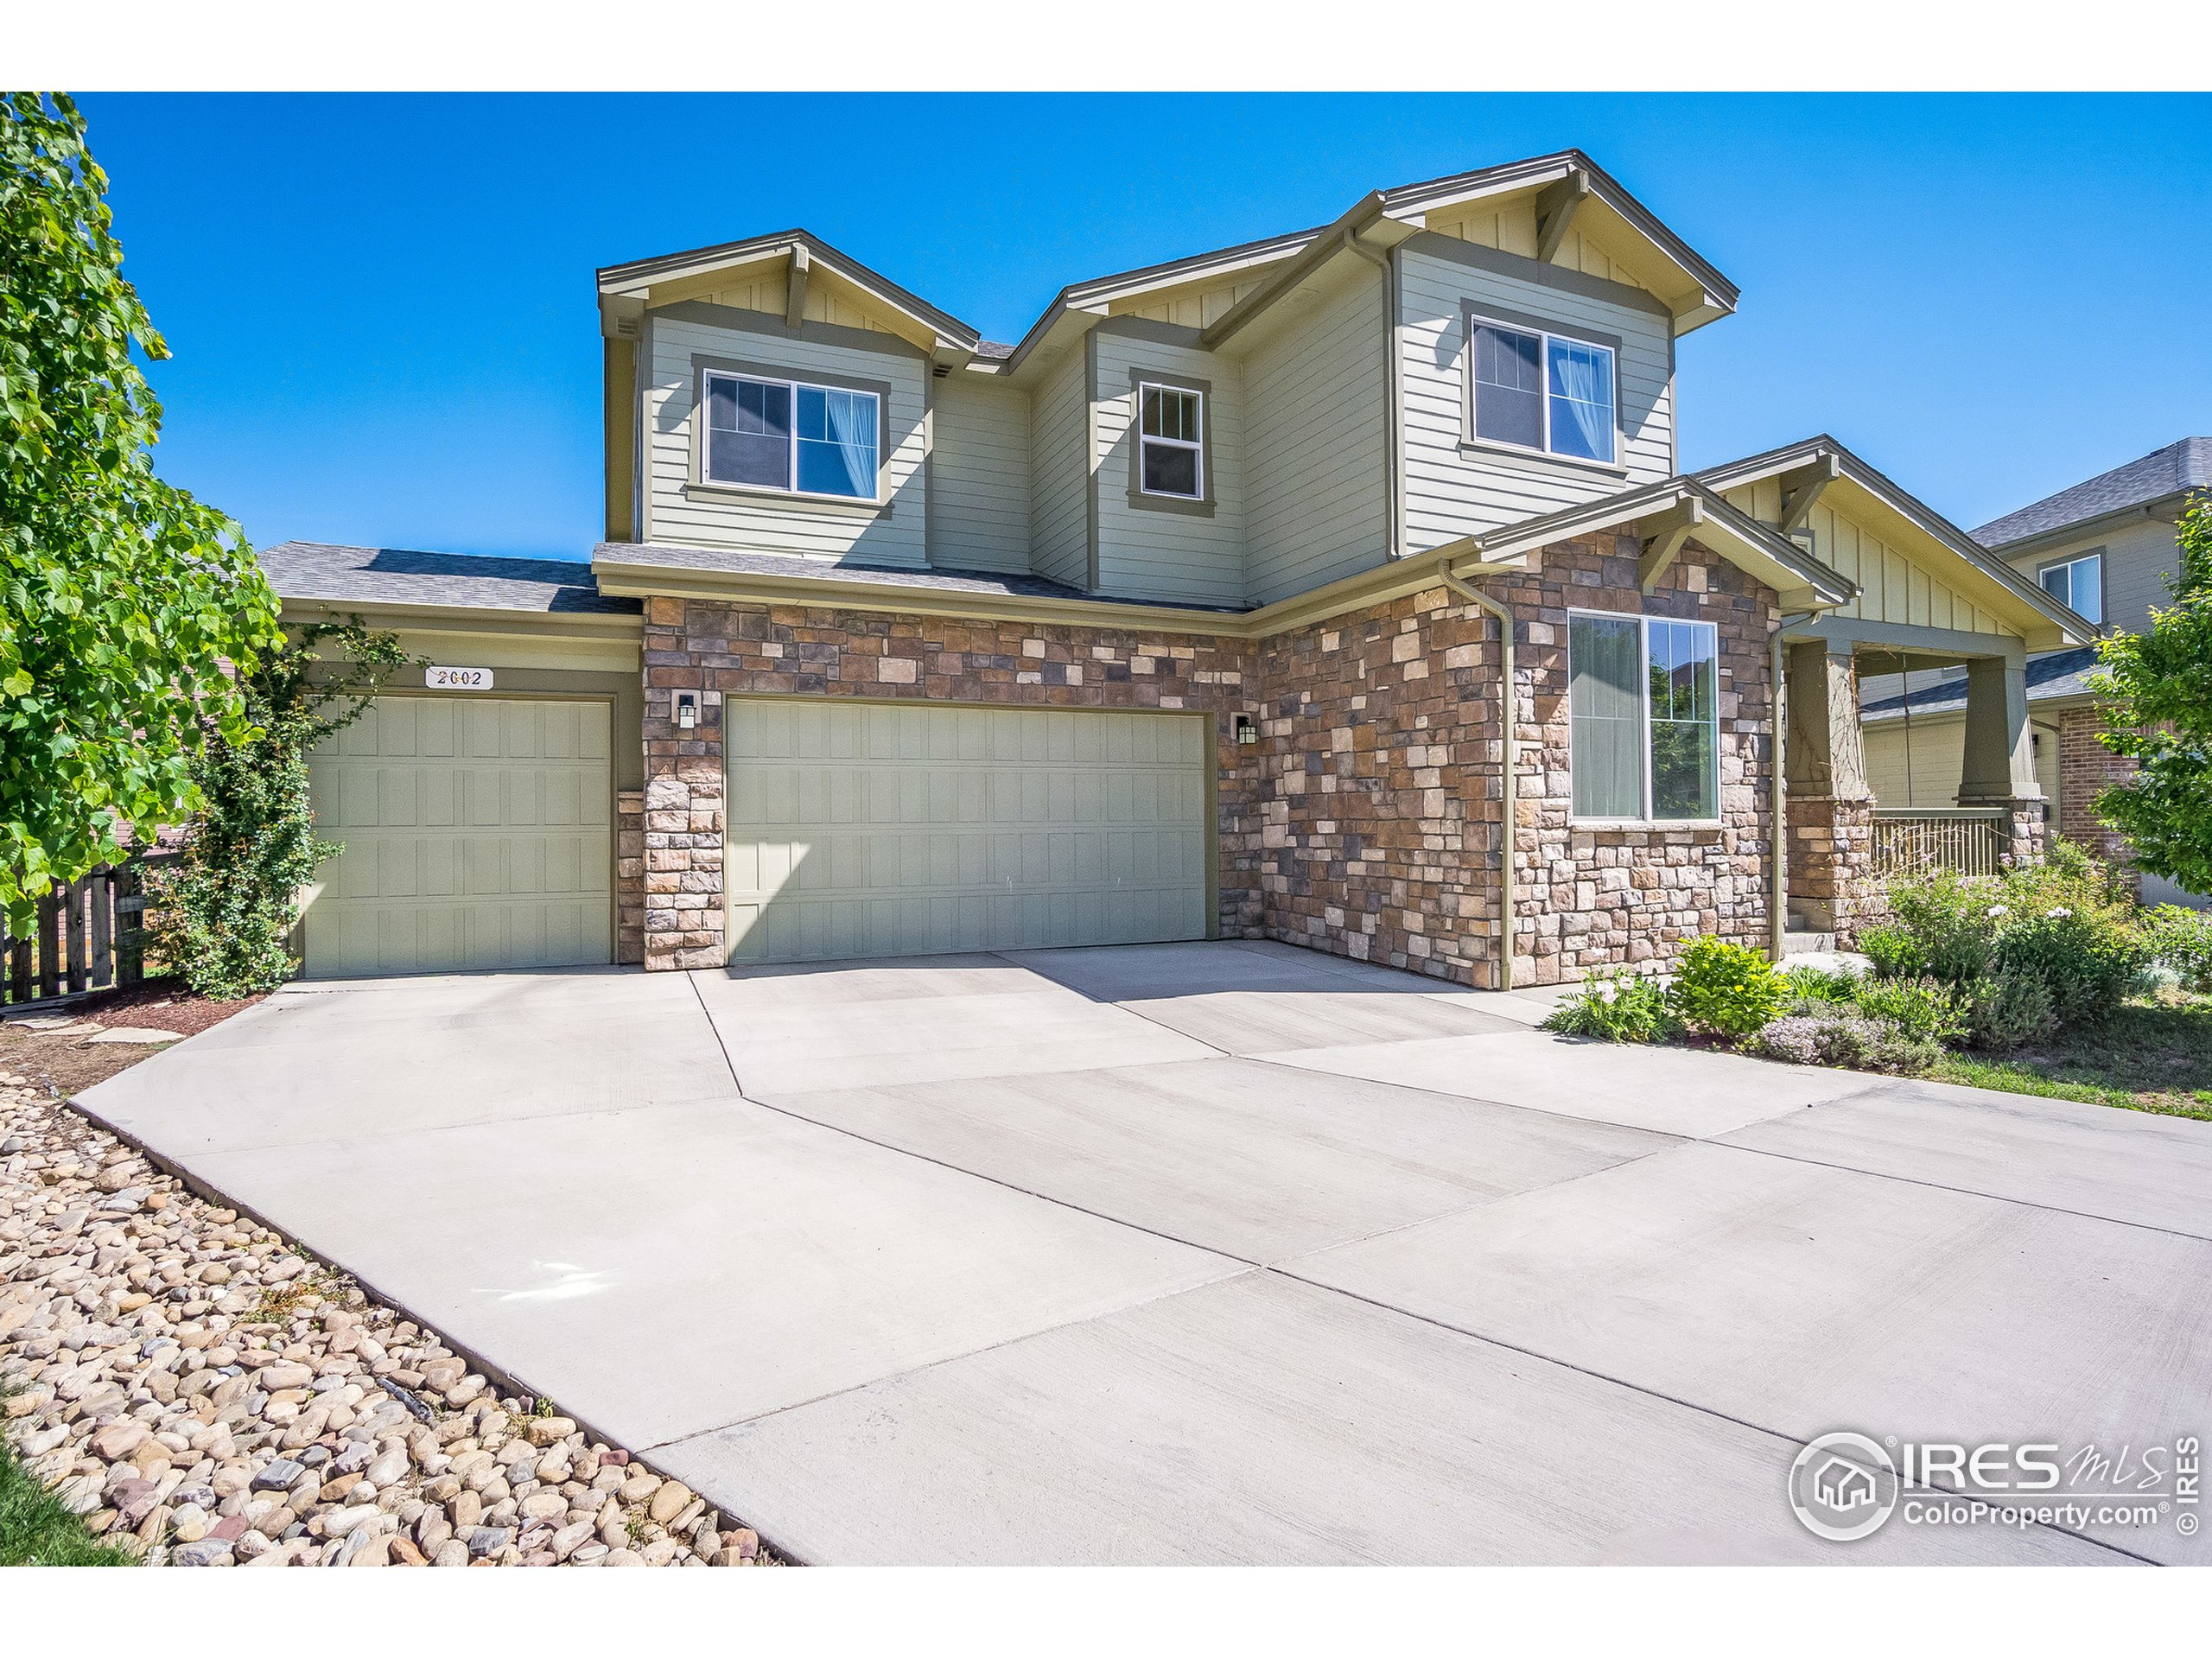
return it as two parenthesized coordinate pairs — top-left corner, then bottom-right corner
(265, 150), (2094, 987)
(1859, 437), (2209, 906)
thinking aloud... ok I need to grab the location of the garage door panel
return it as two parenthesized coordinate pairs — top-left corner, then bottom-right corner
(726, 701), (1209, 967)
(303, 697), (612, 977)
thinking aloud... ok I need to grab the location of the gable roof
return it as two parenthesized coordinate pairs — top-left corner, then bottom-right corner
(1696, 435), (2101, 650)
(261, 542), (640, 617)
(1973, 437), (2212, 550)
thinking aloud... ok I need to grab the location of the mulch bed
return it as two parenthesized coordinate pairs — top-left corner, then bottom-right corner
(0, 980), (264, 1098)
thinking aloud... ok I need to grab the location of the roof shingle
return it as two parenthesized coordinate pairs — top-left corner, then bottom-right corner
(1974, 438), (2212, 549)
(260, 542), (640, 616)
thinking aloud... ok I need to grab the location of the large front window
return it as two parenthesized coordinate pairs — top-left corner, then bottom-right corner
(1470, 319), (1617, 464)
(1568, 612), (1719, 821)
(702, 370), (879, 499)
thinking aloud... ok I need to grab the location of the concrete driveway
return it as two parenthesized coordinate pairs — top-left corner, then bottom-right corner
(78, 941), (2212, 1565)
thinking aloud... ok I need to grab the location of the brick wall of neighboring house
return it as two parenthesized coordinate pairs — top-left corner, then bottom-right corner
(2056, 704), (2139, 894)
(638, 596), (1266, 969)
(634, 534), (1779, 986)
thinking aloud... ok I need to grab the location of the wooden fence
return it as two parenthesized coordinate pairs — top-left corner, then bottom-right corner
(1869, 809), (2012, 879)
(1, 855), (174, 1012)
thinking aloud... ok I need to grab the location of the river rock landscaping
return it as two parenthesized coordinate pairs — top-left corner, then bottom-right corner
(1, 1072), (780, 1567)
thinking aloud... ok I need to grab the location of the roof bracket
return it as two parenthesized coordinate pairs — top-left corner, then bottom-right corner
(1535, 168), (1591, 265)
(784, 244), (810, 330)
(1638, 497), (1704, 590)
(1777, 453), (1842, 535)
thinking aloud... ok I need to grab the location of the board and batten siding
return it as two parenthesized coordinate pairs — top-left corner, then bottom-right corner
(642, 308), (929, 567)
(1721, 482), (2008, 637)
(1241, 265), (1389, 607)
(930, 369), (1031, 572)
(1028, 346), (1091, 590)
(1397, 235), (1675, 556)
(1090, 328), (1244, 607)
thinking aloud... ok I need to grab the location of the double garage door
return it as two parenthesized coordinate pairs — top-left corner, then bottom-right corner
(724, 700), (1212, 965)
(302, 695), (1209, 976)
(302, 696), (613, 977)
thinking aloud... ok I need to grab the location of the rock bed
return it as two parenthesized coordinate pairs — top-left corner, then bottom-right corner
(1, 1078), (779, 1567)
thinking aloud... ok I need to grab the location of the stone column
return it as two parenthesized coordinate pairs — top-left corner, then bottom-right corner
(640, 597), (728, 971)
(1956, 650), (2047, 867)
(1783, 641), (1877, 938)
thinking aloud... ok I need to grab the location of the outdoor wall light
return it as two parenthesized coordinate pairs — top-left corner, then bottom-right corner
(1234, 713), (1258, 746)
(673, 690), (699, 730)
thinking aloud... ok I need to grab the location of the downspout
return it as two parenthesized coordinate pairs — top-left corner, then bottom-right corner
(1342, 237), (1403, 561)
(1438, 564), (1516, 993)
(1771, 613), (1815, 959)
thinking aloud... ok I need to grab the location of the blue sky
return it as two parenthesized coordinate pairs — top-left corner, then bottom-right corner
(81, 92), (2211, 563)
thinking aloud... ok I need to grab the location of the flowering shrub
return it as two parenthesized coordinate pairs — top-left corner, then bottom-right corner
(1667, 938), (1789, 1039)
(1750, 1013), (1942, 1074)
(1847, 976), (1967, 1046)
(1541, 969), (1681, 1044)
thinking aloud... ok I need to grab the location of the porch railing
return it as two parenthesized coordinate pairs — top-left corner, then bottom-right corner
(0, 854), (175, 1012)
(1869, 808), (2011, 878)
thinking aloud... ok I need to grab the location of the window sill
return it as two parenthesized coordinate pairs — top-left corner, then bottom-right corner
(1569, 817), (1726, 831)
(1127, 489), (1216, 519)
(684, 479), (891, 517)
(1457, 437), (1630, 480)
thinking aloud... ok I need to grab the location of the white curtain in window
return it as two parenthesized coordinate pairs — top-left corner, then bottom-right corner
(825, 391), (876, 496)
(1548, 342), (1614, 462)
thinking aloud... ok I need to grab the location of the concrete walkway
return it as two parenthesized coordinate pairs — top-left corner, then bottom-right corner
(77, 942), (2212, 1565)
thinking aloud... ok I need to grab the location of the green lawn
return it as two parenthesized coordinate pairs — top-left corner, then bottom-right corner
(1923, 989), (2212, 1122)
(0, 1434), (140, 1567)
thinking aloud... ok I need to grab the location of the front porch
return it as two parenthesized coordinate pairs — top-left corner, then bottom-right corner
(1782, 620), (2046, 944)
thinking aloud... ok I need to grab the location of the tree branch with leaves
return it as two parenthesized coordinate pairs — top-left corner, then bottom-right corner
(2090, 495), (2212, 895)
(0, 92), (282, 926)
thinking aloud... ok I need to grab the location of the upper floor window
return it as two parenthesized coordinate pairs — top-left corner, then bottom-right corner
(1138, 383), (1205, 499)
(703, 370), (879, 500)
(1470, 318), (1618, 465)
(2038, 551), (2102, 625)
(1568, 611), (1719, 822)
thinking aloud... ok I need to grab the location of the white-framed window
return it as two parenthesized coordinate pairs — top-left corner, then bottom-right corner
(702, 369), (880, 499)
(2038, 551), (2102, 625)
(1470, 317), (1618, 464)
(1137, 382), (1205, 499)
(1567, 610), (1719, 822)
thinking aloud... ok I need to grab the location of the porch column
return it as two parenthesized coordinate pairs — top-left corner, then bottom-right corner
(1783, 640), (1876, 939)
(1956, 649), (2047, 866)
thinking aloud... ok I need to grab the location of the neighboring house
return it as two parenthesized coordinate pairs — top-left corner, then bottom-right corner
(265, 149), (2094, 987)
(1861, 437), (2210, 907)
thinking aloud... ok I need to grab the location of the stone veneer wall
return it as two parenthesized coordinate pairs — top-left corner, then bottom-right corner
(635, 534), (1779, 987)
(615, 789), (645, 964)
(1785, 795), (1875, 941)
(639, 596), (1265, 969)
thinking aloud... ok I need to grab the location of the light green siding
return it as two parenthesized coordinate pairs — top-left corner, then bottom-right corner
(1090, 330), (1244, 607)
(930, 369), (1031, 571)
(1028, 346), (1091, 590)
(302, 696), (613, 977)
(1243, 264), (1390, 606)
(724, 700), (1210, 965)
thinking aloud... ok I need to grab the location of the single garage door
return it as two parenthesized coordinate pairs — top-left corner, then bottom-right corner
(724, 700), (1211, 965)
(302, 696), (613, 977)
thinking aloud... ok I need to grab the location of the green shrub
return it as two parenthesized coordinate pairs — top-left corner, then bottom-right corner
(1750, 1012), (1942, 1075)
(1847, 975), (1967, 1046)
(1966, 971), (2058, 1050)
(1541, 969), (1681, 1044)
(1883, 866), (1999, 985)
(1857, 923), (1926, 980)
(1667, 938), (1789, 1039)
(1782, 963), (1860, 1004)
(1991, 906), (2147, 1027)
(2141, 905), (2212, 993)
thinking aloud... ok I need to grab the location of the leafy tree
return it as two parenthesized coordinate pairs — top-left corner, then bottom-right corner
(150, 621), (414, 998)
(2091, 497), (2212, 894)
(0, 92), (281, 925)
